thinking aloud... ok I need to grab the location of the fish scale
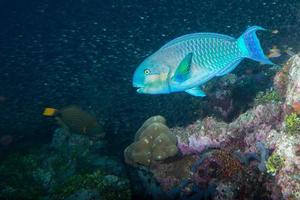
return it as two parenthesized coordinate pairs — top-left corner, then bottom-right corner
(133, 26), (273, 96)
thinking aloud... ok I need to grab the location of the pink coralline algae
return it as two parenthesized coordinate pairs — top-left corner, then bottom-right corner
(170, 54), (300, 199)
(174, 102), (283, 155)
(177, 135), (220, 155)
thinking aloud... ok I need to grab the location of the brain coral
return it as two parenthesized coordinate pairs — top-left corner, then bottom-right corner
(134, 115), (166, 141)
(124, 116), (178, 166)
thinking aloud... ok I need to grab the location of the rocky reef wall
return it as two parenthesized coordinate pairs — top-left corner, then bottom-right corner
(125, 53), (300, 200)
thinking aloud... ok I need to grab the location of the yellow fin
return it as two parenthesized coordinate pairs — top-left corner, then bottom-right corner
(43, 108), (57, 117)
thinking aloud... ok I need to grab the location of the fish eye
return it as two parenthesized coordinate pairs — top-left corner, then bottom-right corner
(144, 69), (151, 75)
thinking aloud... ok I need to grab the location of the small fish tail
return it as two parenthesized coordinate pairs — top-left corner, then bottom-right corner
(237, 26), (273, 65)
(43, 107), (57, 117)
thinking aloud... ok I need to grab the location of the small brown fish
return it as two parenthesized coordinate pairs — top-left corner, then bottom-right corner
(268, 46), (281, 58)
(43, 105), (105, 137)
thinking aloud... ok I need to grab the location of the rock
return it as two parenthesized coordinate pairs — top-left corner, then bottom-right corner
(32, 168), (55, 191)
(51, 128), (91, 159)
(50, 128), (70, 150)
(90, 140), (107, 154)
(103, 175), (119, 185)
(283, 54), (300, 115)
(65, 189), (101, 200)
(90, 156), (125, 176)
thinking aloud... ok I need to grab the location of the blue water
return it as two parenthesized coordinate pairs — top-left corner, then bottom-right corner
(0, 0), (299, 199)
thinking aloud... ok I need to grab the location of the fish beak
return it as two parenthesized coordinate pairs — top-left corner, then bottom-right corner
(136, 87), (144, 93)
(133, 81), (145, 93)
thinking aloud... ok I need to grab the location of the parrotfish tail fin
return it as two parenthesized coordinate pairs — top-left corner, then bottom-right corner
(237, 26), (274, 65)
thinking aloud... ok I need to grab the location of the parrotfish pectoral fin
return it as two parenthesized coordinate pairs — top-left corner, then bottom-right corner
(172, 53), (193, 83)
(216, 58), (243, 76)
(237, 26), (274, 65)
(185, 87), (206, 97)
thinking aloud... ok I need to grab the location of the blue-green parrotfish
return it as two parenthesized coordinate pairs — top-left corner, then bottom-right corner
(132, 26), (273, 97)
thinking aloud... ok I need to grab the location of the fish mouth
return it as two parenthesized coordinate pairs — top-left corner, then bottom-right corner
(133, 81), (145, 91)
(136, 87), (145, 93)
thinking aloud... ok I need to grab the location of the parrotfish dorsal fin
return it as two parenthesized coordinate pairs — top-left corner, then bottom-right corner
(160, 33), (235, 50)
(172, 53), (193, 83)
(185, 87), (206, 97)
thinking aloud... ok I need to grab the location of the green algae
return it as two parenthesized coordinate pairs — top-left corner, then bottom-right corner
(51, 170), (131, 200)
(266, 153), (285, 175)
(0, 151), (45, 200)
(285, 113), (300, 135)
(254, 89), (282, 106)
(0, 149), (131, 200)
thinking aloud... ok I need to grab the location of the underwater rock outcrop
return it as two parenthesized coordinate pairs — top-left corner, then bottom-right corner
(0, 127), (131, 200)
(124, 115), (178, 166)
(126, 54), (300, 200)
(274, 54), (300, 114)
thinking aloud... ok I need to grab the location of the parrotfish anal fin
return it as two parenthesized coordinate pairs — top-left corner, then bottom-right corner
(172, 53), (193, 83)
(215, 58), (243, 76)
(185, 87), (206, 97)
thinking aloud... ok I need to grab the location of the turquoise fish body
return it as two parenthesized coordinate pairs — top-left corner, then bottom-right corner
(133, 26), (273, 96)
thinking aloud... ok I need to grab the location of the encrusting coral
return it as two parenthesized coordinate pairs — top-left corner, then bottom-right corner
(124, 116), (178, 166)
(124, 53), (300, 199)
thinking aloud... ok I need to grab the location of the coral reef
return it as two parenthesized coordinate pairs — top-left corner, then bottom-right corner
(203, 63), (278, 122)
(51, 170), (131, 200)
(134, 115), (167, 141)
(284, 112), (300, 135)
(177, 135), (220, 155)
(125, 54), (300, 199)
(0, 127), (130, 200)
(266, 152), (285, 175)
(0, 151), (45, 199)
(255, 141), (269, 172)
(254, 89), (282, 106)
(124, 116), (178, 166)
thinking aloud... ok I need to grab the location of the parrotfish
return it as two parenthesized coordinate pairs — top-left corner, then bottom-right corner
(132, 26), (273, 97)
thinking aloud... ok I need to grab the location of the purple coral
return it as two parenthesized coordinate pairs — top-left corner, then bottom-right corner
(177, 135), (220, 155)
